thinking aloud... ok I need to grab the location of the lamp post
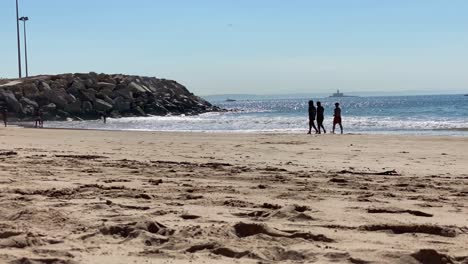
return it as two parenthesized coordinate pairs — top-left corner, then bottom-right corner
(19, 16), (29, 77)
(16, 0), (22, 78)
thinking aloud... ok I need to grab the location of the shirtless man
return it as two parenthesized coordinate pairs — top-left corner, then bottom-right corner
(332, 102), (343, 134)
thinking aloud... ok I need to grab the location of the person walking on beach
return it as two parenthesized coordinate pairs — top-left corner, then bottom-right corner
(332, 102), (343, 134)
(308, 100), (318, 134)
(2, 108), (7, 127)
(35, 109), (43, 128)
(316, 101), (326, 134)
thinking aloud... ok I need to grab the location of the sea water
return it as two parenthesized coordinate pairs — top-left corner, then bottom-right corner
(46, 94), (468, 136)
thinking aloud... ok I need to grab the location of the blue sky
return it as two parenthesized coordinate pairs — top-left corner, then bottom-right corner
(1, 0), (468, 95)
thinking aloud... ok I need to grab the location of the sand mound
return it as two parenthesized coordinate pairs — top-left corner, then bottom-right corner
(10, 257), (78, 264)
(185, 242), (313, 261)
(233, 222), (333, 242)
(411, 249), (455, 264)
(98, 220), (173, 245)
(368, 207), (433, 217)
(0, 232), (46, 249)
(211, 247), (256, 259)
(235, 204), (316, 222)
(361, 224), (457, 237)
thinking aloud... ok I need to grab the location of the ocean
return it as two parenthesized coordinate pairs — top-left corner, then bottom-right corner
(46, 94), (468, 136)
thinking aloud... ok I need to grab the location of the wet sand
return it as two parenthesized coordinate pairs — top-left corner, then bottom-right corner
(0, 127), (467, 263)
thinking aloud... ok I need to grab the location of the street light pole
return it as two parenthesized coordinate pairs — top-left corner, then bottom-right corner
(16, 0), (22, 78)
(19, 16), (29, 77)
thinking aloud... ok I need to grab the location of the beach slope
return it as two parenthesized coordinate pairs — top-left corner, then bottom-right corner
(0, 128), (467, 263)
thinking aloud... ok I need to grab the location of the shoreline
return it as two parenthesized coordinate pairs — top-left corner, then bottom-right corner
(9, 121), (468, 137)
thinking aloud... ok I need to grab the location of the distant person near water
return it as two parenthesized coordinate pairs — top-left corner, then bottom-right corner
(316, 102), (326, 134)
(332, 102), (343, 134)
(101, 112), (107, 124)
(35, 109), (44, 128)
(308, 100), (318, 134)
(2, 108), (7, 127)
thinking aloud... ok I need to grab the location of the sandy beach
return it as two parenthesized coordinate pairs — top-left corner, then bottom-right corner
(0, 127), (467, 263)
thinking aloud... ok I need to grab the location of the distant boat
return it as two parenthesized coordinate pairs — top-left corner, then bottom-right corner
(329, 90), (356, 98)
(464, 94), (468, 96)
(225, 98), (236, 102)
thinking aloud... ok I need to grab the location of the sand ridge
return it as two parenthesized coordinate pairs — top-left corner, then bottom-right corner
(0, 128), (467, 263)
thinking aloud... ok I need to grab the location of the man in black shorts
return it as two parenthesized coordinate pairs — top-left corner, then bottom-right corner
(333, 102), (343, 134)
(308, 100), (318, 134)
(316, 101), (326, 134)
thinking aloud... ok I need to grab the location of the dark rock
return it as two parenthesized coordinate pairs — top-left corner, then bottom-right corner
(43, 103), (57, 111)
(134, 106), (146, 116)
(64, 100), (82, 114)
(37, 81), (51, 92)
(0, 89), (22, 113)
(96, 93), (113, 105)
(113, 86), (133, 99)
(78, 89), (96, 102)
(21, 83), (39, 97)
(94, 98), (113, 112)
(128, 81), (149, 93)
(50, 79), (68, 90)
(1, 73), (222, 120)
(113, 96), (131, 112)
(20, 97), (39, 109)
(82, 101), (93, 113)
(44, 88), (68, 109)
(68, 80), (85, 94)
(96, 82), (116, 90)
(57, 110), (71, 118)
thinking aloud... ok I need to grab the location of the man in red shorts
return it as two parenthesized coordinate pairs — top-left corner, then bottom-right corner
(332, 102), (343, 134)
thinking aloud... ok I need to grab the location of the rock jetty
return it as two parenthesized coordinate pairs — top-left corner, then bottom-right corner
(0, 73), (220, 120)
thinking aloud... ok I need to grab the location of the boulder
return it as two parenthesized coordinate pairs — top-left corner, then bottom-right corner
(78, 89), (96, 102)
(68, 80), (86, 94)
(113, 88), (133, 100)
(43, 103), (57, 112)
(145, 102), (168, 115)
(128, 82), (149, 93)
(97, 73), (116, 84)
(82, 101), (93, 113)
(0, 89), (22, 113)
(64, 100), (82, 114)
(96, 82), (116, 90)
(23, 105), (35, 116)
(57, 110), (71, 118)
(94, 98), (113, 112)
(21, 83), (39, 97)
(20, 97), (39, 109)
(100, 88), (114, 97)
(81, 77), (96, 88)
(68, 94), (78, 104)
(50, 79), (68, 90)
(113, 96), (131, 112)
(134, 106), (146, 116)
(37, 81), (51, 92)
(96, 94), (114, 105)
(44, 89), (68, 109)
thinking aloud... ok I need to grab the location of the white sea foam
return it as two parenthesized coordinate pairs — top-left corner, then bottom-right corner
(45, 112), (468, 136)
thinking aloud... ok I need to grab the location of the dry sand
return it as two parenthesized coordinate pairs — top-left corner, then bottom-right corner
(0, 127), (467, 264)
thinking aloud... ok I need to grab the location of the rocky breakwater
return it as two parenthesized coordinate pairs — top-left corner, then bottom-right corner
(0, 73), (221, 120)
